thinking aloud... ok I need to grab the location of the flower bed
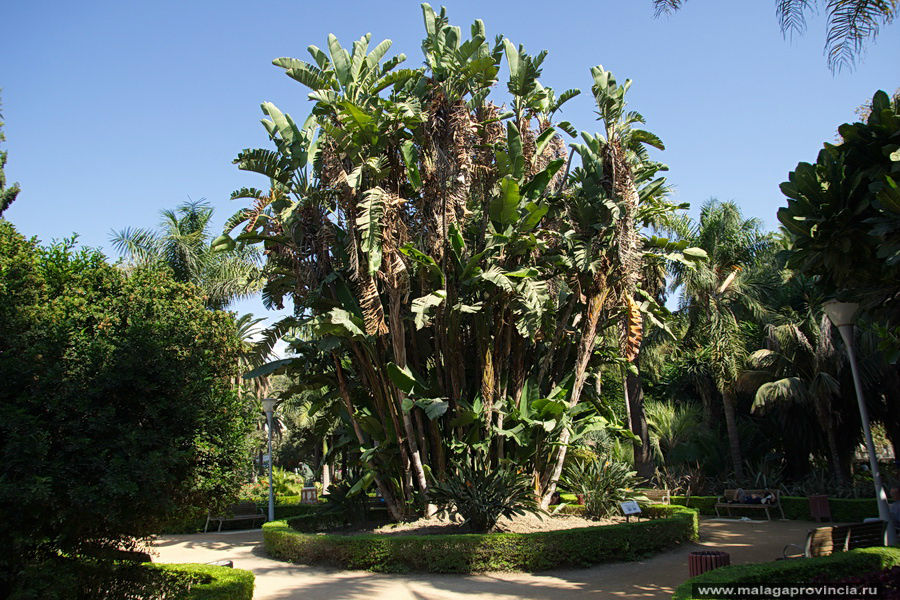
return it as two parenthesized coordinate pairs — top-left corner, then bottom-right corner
(262, 504), (698, 573)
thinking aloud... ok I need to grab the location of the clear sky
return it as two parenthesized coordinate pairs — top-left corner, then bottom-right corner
(2, 0), (897, 322)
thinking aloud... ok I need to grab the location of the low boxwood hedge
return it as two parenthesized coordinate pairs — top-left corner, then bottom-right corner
(149, 563), (254, 600)
(671, 495), (878, 522)
(263, 504), (698, 573)
(9, 560), (253, 600)
(673, 547), (900, 600)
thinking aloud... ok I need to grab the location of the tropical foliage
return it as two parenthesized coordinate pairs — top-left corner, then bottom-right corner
(429, 463), (541, 532)
(111, 200), (263, 309)
(221, 4), (701, 518)
(562, 457), (646, 518)
(779, 90), (900, 338)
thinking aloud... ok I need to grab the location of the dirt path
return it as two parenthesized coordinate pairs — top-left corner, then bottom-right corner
(151, 517), (811, 599)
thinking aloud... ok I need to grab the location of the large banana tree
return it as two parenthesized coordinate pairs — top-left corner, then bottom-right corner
(220, 4), (698, 518)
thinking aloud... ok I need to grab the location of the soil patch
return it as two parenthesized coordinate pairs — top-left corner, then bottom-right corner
(327, 512), (624, 536)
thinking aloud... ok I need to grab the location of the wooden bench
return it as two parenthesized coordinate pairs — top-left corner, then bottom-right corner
(715, 489), (785, 520)
(204, 501), (266, 532)
(783, 520), (887, 558)
(639, 488), (671, 504)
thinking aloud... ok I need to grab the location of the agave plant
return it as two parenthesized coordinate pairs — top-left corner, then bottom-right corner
(562, 457), (646, 519)
(429, 463), (541, 533)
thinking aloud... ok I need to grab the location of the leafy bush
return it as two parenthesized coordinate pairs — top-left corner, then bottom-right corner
(812, 565), (900, 599)
(0, 222), (253, 595)
(673, 547), (900, 600)
(8, 558), (253, 600)
(563, 458), (646, 518)
(429, 463), (541, 533)
(265, 504), (698, 572)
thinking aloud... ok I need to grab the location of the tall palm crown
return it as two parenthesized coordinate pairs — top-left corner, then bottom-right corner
(670, 200), (776, 478)
(111, 200), (263, 310)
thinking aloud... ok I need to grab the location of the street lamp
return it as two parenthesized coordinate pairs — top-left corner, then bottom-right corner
(261, 397), (277, 523)
(823, 300), (895, 544)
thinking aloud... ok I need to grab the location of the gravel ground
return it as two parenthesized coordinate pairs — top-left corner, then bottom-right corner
(351, 512), (623, 536)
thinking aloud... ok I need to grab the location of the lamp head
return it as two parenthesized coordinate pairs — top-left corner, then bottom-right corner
(823, 300), (859, 328)
(261, 398), (277, 414)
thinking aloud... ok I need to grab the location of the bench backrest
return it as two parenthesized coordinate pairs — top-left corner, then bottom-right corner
(640, 489), (671, 504)
(722, 489), (780, 503)
(806, 521), (886, 557)
(229, 501), (262, 516)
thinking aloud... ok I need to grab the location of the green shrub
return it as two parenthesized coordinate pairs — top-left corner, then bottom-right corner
(670, 495), (878, 521)
(673, 547), (900, 600)
(0, 223), (253, 595)
(150, 564), (254, 600)
(264, 504), (698, 573)
(8, 558), (253, 600)
(562, 458), (646, 519)
(430, 464), (541, 533)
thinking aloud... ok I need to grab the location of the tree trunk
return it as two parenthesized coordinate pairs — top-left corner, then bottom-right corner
(721, 388), (744, 480)
(626, 370), (654, 480)
(539, 289), (608, 508)
(333, 354), (403, 521)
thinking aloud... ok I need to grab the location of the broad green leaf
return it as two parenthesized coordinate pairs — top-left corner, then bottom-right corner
(356, 187), (386, 274)
(490, 177), (520, 225)
(327, 34), (352, 88)
(506, 122), (525, 179)
(682, 247), (708, 261)
(411, 290), (446, 329)
(210, 234), (236, 253)
(387, 362), (427, 394)
(309, 308), (366, 338)
(400, 140), (422, 190)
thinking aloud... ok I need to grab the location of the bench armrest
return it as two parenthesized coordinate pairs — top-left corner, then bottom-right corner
(782, 543), (804, 559)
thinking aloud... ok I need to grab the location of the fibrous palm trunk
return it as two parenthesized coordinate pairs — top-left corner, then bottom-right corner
(721, 388), (744, 480)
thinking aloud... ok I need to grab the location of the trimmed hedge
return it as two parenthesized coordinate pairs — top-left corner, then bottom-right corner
(149, 563), (254, 600)
(9, 560), (253, 600)
(263, 504), (698, 573)
(673, 547), (900, 600)
(671, 495), (878, 522)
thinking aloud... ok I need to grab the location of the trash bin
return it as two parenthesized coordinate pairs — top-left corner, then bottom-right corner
(689, 550), (731, 576)
(808, 495), (831, 522)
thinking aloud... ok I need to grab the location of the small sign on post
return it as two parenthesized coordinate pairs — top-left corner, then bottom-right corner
(620, 500), (642, 522)
(300, 486), (318, 505)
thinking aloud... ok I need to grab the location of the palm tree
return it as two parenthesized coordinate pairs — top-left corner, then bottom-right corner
(671, 200), (776, 480)
(652, 0), (897, 71)
(111, 200), (262, 309)
(742, 316), (845, 481)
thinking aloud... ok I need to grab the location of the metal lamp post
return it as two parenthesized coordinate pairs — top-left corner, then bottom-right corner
(261, 397), (277, 523)
(823, 301), (895, 544)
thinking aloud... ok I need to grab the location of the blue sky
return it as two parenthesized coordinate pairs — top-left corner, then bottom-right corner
(2, 0), (897, 322)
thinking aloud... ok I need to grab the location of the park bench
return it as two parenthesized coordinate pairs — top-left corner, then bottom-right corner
(783, 520), (887, 559)
(639, 488), (671, 504)
(204, 501), (266, 532)
(715, 488), (785, 520)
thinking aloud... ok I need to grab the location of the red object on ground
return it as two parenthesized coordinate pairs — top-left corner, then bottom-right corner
(689, 551), (731, 577)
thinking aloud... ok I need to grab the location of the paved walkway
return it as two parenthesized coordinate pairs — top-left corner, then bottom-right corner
(151, 517), (811, 599)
